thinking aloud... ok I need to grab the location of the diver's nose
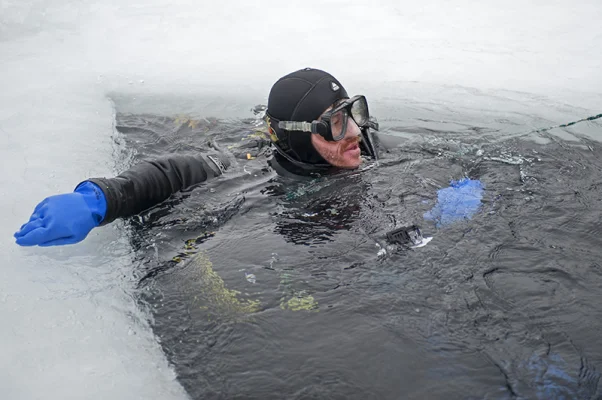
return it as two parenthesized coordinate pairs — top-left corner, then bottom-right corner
(346, 118), (361, 138)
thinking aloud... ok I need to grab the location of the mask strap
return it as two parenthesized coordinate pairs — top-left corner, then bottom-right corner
(361, 128), (379, 162)
(277, 121), (330, 137)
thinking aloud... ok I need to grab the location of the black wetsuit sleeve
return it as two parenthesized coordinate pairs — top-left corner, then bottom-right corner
(80, 153), (230, 225)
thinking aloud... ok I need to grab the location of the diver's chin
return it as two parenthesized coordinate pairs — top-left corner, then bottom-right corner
(339, 155), (362, 169)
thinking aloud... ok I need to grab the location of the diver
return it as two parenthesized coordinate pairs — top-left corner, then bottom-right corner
(14, 67), (484, 248)
(14, 68), (384, 247)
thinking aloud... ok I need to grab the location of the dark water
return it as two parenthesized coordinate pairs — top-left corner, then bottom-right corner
(110, 92), (602, 399)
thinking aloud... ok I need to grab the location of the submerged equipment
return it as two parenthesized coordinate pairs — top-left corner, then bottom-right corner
(386, 225), (425, 246)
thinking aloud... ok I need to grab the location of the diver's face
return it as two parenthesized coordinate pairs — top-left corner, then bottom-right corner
(311, 105), (362, 169)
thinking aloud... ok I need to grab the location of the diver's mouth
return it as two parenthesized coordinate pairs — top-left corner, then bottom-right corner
(343, 142), (360, 154)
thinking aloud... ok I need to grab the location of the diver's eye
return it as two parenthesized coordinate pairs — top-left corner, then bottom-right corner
(330, 112), (343, 128)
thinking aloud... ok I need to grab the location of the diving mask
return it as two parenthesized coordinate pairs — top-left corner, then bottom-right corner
(278, 95), (379, 141)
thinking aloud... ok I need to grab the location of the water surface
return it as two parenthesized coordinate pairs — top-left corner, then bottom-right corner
(113, 89), (602, 398)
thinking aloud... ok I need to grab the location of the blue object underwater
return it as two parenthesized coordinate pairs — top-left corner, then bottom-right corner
(424, 178), (484, 227)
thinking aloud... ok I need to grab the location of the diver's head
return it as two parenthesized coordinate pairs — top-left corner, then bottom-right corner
(265, 68), (378, 170)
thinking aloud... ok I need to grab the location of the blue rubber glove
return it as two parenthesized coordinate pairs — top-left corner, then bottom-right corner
(424, 178), (484, 227)
(14, 181), (107, 247)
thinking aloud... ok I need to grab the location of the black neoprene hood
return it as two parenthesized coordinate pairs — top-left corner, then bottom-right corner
(267, 68), (348, 122)
(266, 68), (349, 165)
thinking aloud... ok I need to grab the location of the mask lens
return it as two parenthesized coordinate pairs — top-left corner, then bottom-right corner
(329, 109), (347, 140)
(350, 97), (369, 126)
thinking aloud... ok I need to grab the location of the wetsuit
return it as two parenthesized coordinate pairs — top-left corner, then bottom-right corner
(80, 132), (387, 226)
(84, 152), (231, 225)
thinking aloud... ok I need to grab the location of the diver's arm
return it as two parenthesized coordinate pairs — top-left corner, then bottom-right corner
(87, 153), (229, 224)
(14, 153), (229, 247)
